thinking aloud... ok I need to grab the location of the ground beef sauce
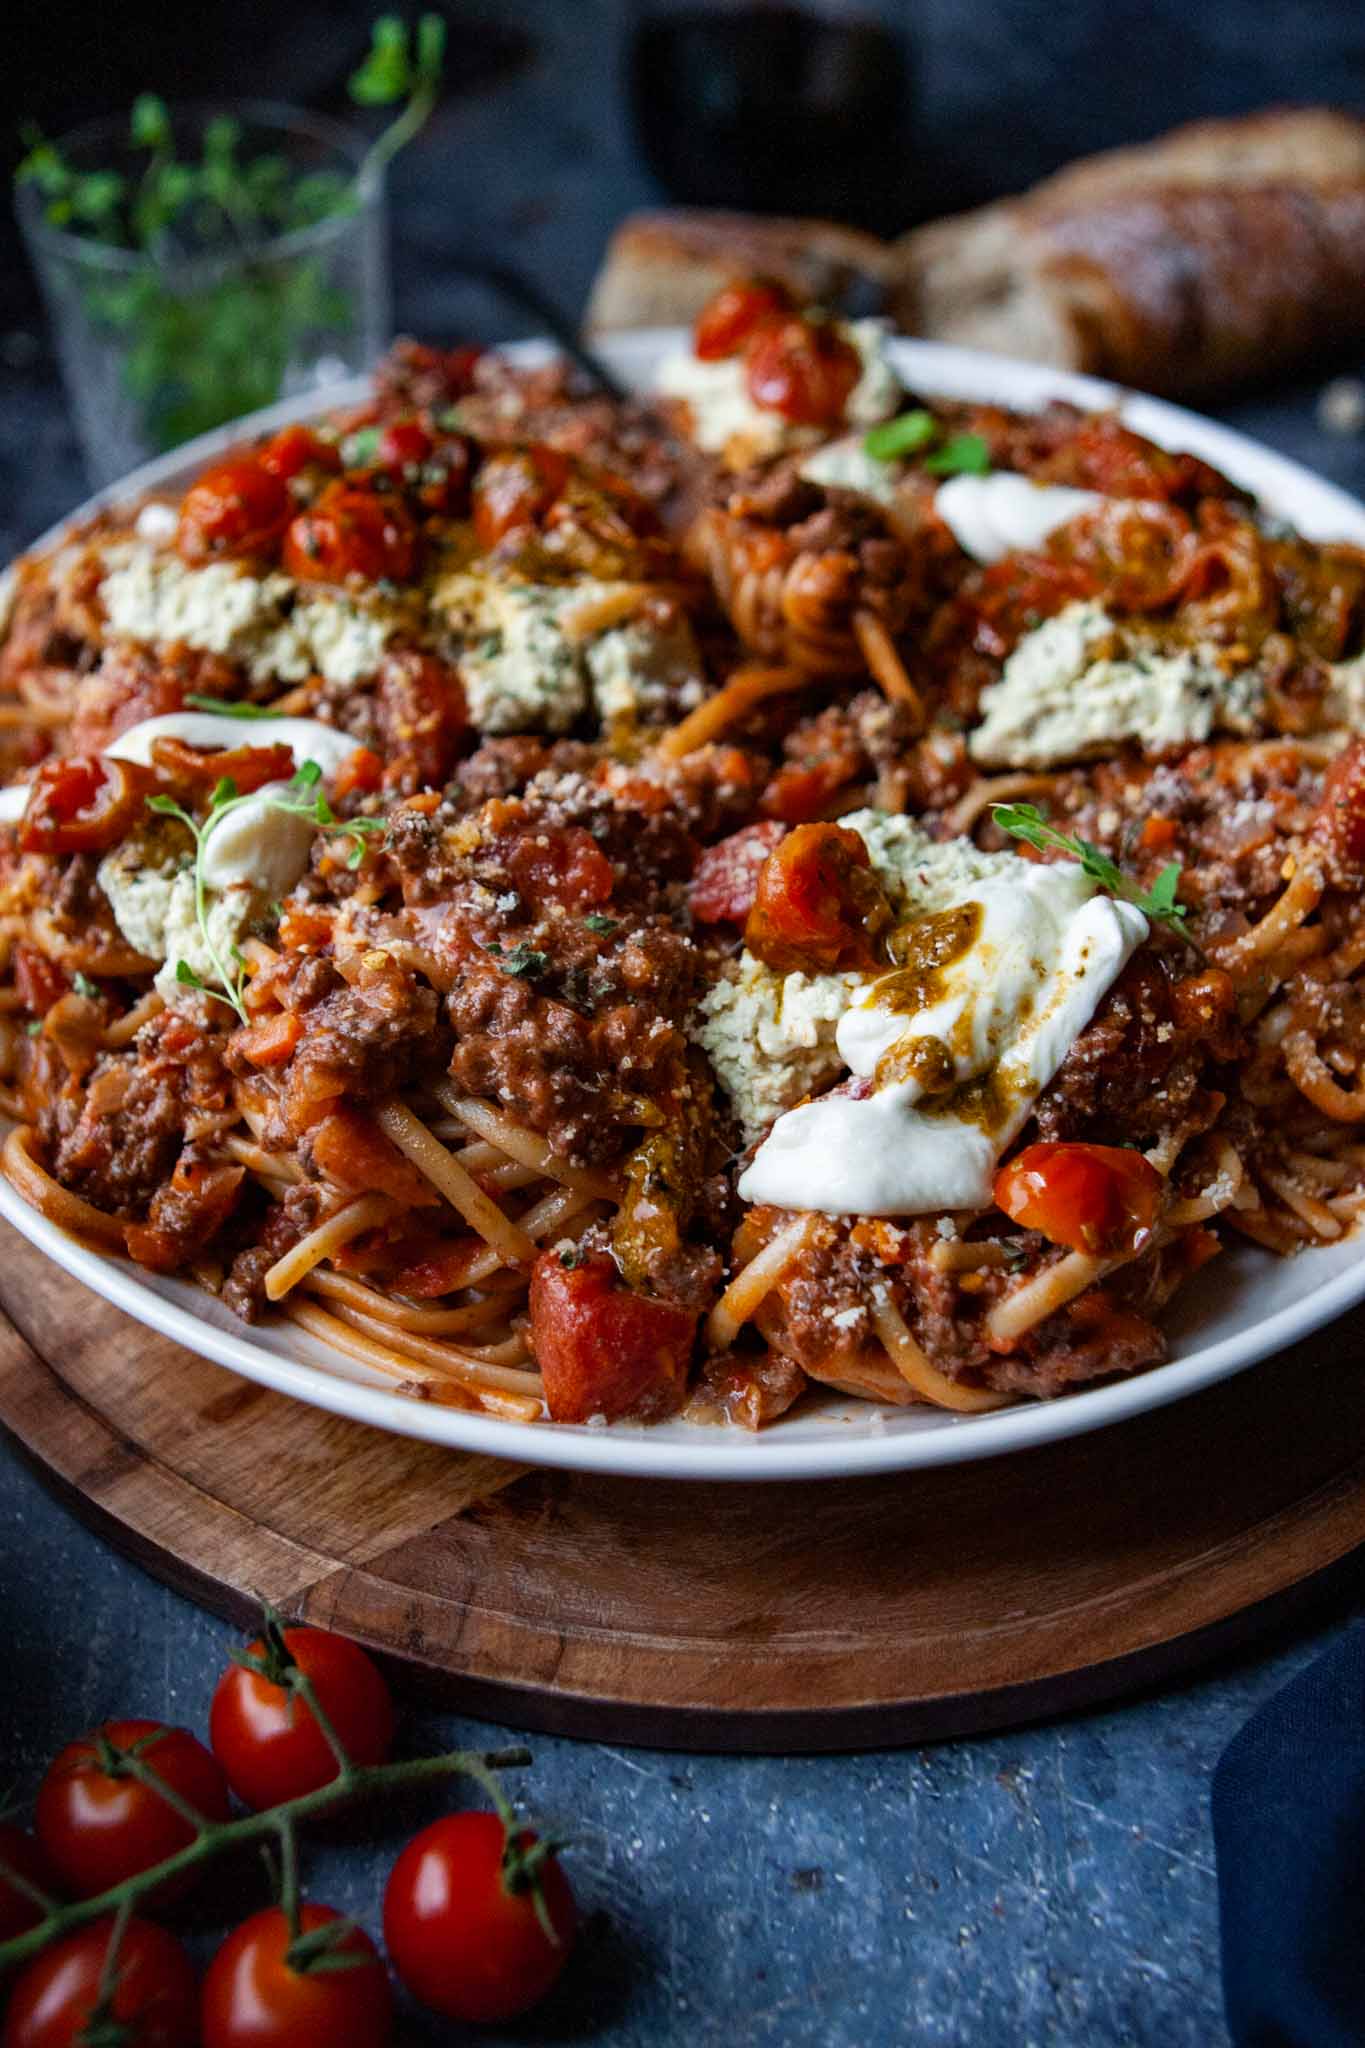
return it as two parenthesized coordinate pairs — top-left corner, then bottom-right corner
(3, 333), (1363, 1430)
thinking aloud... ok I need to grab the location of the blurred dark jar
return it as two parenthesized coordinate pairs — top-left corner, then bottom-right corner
(628, 1), (914, 232)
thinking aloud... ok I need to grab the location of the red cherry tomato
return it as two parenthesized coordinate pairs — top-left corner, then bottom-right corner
(1, 1916), (197, 2048)
(376, 417), (433, 472)
(0, 1826), (54, 1949)
(383, 1812), (577, 2024)
(744, 316), (861, 425)
(282, 483), (419, 585)
(693, 276), (794, 360)
(258, 425), (341, 483)
(744, 821), (891, 974)
(209, 1626), (394, 1812)
(993, 1141), (1164, 1256)
(17, 754), (155, 857)
(35, 1718), (230, 1901)
(471, 446), (571, 550)
(178, 457), (292, 564)
(201, 1905), (392, 2048)
(147, 738), (298, 795)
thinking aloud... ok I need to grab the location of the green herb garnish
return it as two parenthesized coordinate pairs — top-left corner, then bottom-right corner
(24, 1020), (42, 1038)
(15, 15), (446, 453)
(341, 425), (382, 468)
(863, 409), (938, 462)
(992, 801), (1194, 943)
(184, 695), (281, 720)
(499, 944), (549, 981)
(923, 433), (992, 477)
(72, 972), (99, 999)
(583, 914), (618, 936)
(147, 760), (384, 1020)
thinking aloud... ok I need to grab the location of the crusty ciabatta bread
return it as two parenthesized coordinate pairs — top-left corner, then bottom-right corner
(890, 108), (1365, 397)
(584, 110), (1365, 402)
(583, 209), (891, 337)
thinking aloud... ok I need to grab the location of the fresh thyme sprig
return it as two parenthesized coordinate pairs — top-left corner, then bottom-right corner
(147, 760), (384, 1022)
(992, 801), (1196, 944)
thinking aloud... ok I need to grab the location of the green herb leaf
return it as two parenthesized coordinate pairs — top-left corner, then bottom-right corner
(184, 694), (280, 719)
(24, 1020), (41, 1038)
(292, 761), (322, 791)
(341, 425), (382, 468)
(863, 409), (937, 462)
(500, 944), (549, 980)
(583, 913), (618, 936)
(130, 94), (172, 151)
(991, 802), (1195, 942)
(72, 972), (99, 1000)
(923, 434), (991, 477)
(349, 15), (413, 103)
(174, 961), (206, 990)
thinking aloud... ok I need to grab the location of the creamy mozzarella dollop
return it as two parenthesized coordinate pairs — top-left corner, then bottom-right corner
(934, 473), (1104, 563)
(655, 319), (900, 458)
(730, 831), (1148, 1217)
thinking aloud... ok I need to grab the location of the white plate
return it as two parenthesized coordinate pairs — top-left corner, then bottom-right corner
(7, 330), (1365, 1483)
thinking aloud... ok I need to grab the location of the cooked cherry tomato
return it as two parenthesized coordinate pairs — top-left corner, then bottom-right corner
(282, 482), (419, 584)
(492, 820), (615, 911)
(1312, 735), (1365, 875)
(11, 944), (69, 1016)
(179, 457), (292, 564)
(693, 275), (793, 360)
(376, 417), (433, 471)
(993, 1141), (1163, 1256)
(148, 738), (297, 795)
(35, 1718), (230, 1901)
(258, 425), (342, 483)
(744, 821), (891, 974)
(371, 649), (468, 793)
(529, 1250), (697, 1423)
(690, 821), (787, 924)
(1, 1916), (198, 2048)
(384, 1811), (576, 2024)
(201, 1905), (392, 2048)
(744, 316), (861, 425)
(17, 755), (154, 857)
(209, 1626), (394, 1812)
(472, 446), (571, 550)
(0, 1826), (54, 1949)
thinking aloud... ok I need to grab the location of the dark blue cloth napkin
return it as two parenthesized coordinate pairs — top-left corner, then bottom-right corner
(1213, 1622), (1365, 2047)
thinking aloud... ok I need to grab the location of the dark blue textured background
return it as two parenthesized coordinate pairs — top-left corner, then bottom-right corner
(2, 5), (1365, 2038)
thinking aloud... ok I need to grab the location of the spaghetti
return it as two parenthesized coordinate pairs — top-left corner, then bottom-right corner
(0, 333), (1363, 1432)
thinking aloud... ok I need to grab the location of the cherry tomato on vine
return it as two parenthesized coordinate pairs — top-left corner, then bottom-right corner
(0, 1825), (54, 1948)
(209, 1627), (395, 1811)
(178, 457), (292, 564)
(383, 1811), (577, 2024)
(200, 1905), (392, 2048)
(993, 1141), (1163, 1256)
(1, 1916), (198, 2048)
(35, 1717), (230, 1901)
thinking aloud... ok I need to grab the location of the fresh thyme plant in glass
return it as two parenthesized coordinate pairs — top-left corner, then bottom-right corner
(15, 15), (444, 486)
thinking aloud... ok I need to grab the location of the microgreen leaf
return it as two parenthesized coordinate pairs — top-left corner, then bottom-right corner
(184, 695), (279, 719)
(349, 16), (413, 103)
(500, 944), (549, 980)
(583, 913), (618, 935)
(924, 433), (991, 477)
(863, 409), (937, 462)
(292, 761), (322, 791)
(991, 802), (1196, 943)
(129, 94), (172, 151)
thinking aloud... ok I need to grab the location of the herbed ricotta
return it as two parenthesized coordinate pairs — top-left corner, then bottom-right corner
(655, 319), (899, 459)
(969, 601), (1266, 769)
(432, 572), (704, 736)
(98, 542), (398, 687)
(692, 954), (865, 1141)
(97, 824), (257, 1009)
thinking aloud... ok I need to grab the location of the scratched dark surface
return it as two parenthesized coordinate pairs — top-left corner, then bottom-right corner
(3, 4), (1365, 2040)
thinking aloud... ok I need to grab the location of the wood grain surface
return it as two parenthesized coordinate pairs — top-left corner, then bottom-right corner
(1, 1218), (1362, 1751)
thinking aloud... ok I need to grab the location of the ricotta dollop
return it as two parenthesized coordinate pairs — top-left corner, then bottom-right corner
(655, 320), (900, 459)
(934, 473), (1105, 563)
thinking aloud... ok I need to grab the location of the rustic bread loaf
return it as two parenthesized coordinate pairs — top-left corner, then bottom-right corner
(890, 108), (1365, 396)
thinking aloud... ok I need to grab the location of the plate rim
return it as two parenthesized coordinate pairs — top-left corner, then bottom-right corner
(8, 329), (1365, 1483)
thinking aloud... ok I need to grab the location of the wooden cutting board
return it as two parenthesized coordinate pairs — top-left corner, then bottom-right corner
(1, 1217), (1362, 1751)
